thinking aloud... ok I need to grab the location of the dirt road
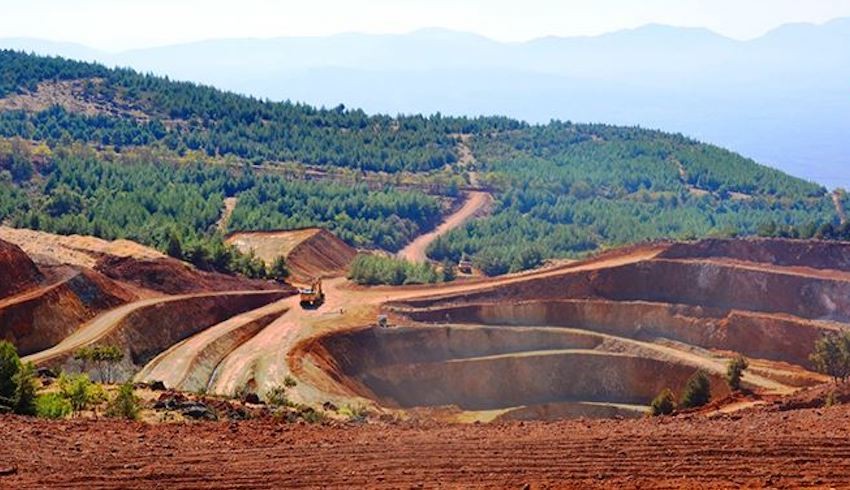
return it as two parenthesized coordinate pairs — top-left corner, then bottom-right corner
(215, 197), (238, 232)
(4, 405), (850, 488)
(202, 245), (668, 402)
(396, 190), (491, 263)
(834, 190), (847, 225)
(22, 291), (285, 366)
(135, 298), (292, 392)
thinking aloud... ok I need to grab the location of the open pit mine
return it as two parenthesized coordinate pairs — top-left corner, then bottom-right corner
(2, 226), (846, 422)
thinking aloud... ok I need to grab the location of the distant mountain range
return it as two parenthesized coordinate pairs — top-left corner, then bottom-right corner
(3, 19), (849, 188)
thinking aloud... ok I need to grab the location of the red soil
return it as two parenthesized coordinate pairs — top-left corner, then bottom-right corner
(0, 238), (42, 297)
(96, 255), (281, 295)
(0, 267), (135, 355)
(4, 402), (850, 488)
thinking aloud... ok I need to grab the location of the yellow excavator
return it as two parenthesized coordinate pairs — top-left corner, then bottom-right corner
(299, 278), (324, 308)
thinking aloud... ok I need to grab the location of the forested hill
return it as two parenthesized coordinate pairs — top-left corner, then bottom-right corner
(0, 50), (841, 276)
(0, 49), (524, 173)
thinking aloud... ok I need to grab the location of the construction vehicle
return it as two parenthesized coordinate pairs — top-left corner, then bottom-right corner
(299, 278), (325, 308)
(458, 258), (473, 275)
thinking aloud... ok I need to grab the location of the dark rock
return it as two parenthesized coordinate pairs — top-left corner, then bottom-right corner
(0, 466), (17, 477)
(181, 402), (217, 421)
(149, 381), (167, 391)
(243, 392), (261, 405)
(323, 401), (338, 412)
(153, 392), (187, 410)
(36, 367), (58, 379)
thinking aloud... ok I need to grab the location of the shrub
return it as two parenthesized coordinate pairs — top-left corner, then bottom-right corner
(441, 259), (456, 282)
(74, 344), (124, 383)
(339, 404), (369, 422)
(13, 361), (38, 416)
(825, 390), (838, 408)
(265, 385), (291, 407)
(283, 376), (297, 388)
(106, 382), (140, 420)
(679, 370), (712, 409)
(35, 393), (72, 419)
(810, 332), (850, 383)
(269, 255), (290, 281)
(298, 405), (327, 424)
(725, 355), (749, 391)
(0, 340), (20, 411)
(58, 373), (104, 415)
(649, 388), (676, 416)
(0, 341), (37, 415)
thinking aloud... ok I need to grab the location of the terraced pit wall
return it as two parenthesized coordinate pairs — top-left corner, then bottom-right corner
(43, 291), (289, 380)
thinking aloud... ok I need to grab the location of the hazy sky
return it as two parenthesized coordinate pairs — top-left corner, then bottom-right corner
(3, 0), (850, 50)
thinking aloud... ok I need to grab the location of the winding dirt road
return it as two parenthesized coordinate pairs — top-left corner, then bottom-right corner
(396, 190), (492, 263)
(23, 290), (285, 366)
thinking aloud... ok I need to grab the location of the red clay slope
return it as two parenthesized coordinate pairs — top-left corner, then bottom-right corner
(226, 228), (356, 283)
(0, 239), (42, 297)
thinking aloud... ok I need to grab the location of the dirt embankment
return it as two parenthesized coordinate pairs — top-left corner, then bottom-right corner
(26, 290), (290, 379)
(298, 238), (848, 416)
(226, 228), (356, 282)
(5, 403), (850, 488)
(660, 237), (850, 272)
(0, 239), (43, 297)
(96, 255), (281, 295)
(136, 299), (291, 392)
(0, 268), (135, 356)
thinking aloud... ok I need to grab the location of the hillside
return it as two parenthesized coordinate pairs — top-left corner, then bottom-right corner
(0, 50), (841, 273)
(3, 19), (848, 188)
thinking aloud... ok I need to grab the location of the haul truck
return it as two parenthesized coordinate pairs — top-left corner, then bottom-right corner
(299, 279), (324, 308)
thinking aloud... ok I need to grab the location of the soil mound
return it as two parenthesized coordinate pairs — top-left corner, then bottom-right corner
(0, 238), (42, 297)
(96, 255), (282, 295)
(226, 228), (356, 282)
(0, 226), (164, 268)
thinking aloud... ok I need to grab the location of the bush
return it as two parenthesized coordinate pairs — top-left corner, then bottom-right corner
(0, 340), (20, 412)
(725, 355), (749, 391)
(35, 393), (73, 419)
(339, 404), (369, 422)
(58, 373), (104, 415)
(13, 361), (38, 416)
(649, 388), (675, 416)
(269, 256), (290, 281)
(74, 344), (124, 383)
(0, 341), (37, 415)
(679, 370), (712, 409)
(106, 382), (140, 420)
(265, 385), (291, 407)
(810, 332), (850, 383)
(440, 259), (456, 282)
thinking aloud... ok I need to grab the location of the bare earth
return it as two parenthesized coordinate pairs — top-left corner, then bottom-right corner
(3, 404), (850, 489)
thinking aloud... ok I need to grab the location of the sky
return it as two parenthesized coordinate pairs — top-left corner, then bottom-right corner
(2, 0), (850, 50)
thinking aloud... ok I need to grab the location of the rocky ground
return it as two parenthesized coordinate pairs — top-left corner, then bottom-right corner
(3, 399), (850, 489)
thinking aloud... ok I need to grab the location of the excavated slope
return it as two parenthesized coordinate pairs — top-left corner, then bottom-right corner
(306, 238), (849, 418)
(226, 228), (356, 282)
(0, 238), (42, 297)
(0, 268), (135, 355)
